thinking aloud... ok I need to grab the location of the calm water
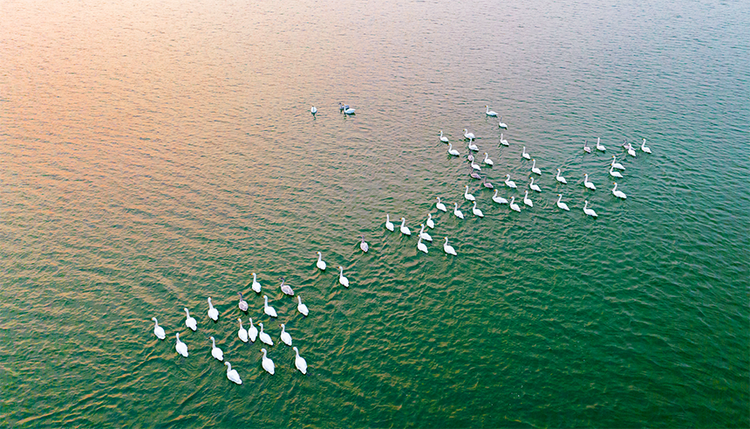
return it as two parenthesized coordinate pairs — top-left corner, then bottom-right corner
(1, 0), (749, 427)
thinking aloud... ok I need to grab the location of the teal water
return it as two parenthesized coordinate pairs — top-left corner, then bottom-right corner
(1, 0), (749, 427)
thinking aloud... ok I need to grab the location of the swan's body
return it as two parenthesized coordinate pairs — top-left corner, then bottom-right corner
(247, 318), (258, 342)
(583, 140), (592, 153)
(344, 107), (355, 115)
(251, 272), (262, 293)
(556, 168), (568, 184)
(522, 146), (531, 160)
(641, 138), (652, 154)
(583, 174), (596, 190)
(338, 102), (347, 112)
(464, 185), (476, 201)
(472, 201), (484, 217)
(183, 309), (197, 332)
(485, 105), (498, 117)
(627, 143), (637, 157)
(175, 332), (188, 357)
(483, 152), (494, 166)
(359, 235), (369, 253)
(310, 106), (317, 115)
(207, 298), (219, 322)
(463, 129), (475, 140)
(279, 277), (294, 296)
(263, 295), (277, 318)
(583, 200), (598, 218)
(399, 218), (411, 236)
(225, 361), (242, 385)
(556, 194), (570, 211)
(443, 237), (457, 256)
(338, 266), (349, 287)
(468, 140), (479, 152)
(509, 197), (521, 212)
(316, 251), (327, 270)
(385, 214), (395, 231)
(498, 117), (508, 129)
(210, 336), (224, 362)
(505, 174), (517, 189)
(419, 224), (433, 242)
(453, 202), (464, 220)
(293, 347), (308, 374)
(296, 296), (309, 316)
(261, 348), (275, 375)
(237, 319), (249, 343)
(280, 324), (292, 347)
(447, 143), (460, 156)
(417, 236), (428, 254)
(529, 177), (541, 192)
(492, 189), (508, 204)
(596, 137), (605, 152)
(237, 292), (248, 312)
(531, 159), (541, 175)
(499, 133), (509, 146)
(470, 159), (481, 171)
(609, 166), (623, 178)
(523, 190), (533, 208)
(469, 170), (482, 180)
(426, 213), (435, 229)
(439, 130), (449, 143)
(436, 197), (447, 212)
(611, 155), (625, 171)
(152, 317), (165, 340)
(258, 322), (273, 346)
(612, 182), (627, 199)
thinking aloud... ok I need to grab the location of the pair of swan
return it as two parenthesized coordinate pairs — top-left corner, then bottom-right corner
(523, 190), (533, 208)
(207, 298), (219, 322)
(453, 202), (464, 220)
(612, 182), (627, 199)
(483, 153), (494, 166)
(521, 146), (531, 160)
(529, 177), (541, 192)
(464, 185), (475, 201)
(531, 159), (541, 175)
(447, 143), (460, 156)
(359, 235), (369, 253)
(279, 277), (294, 296)
(316, 251), (327, 270)
(238, 318), (258, 343)
(482, 177), (494, 189)
(499, 133), (509, 146)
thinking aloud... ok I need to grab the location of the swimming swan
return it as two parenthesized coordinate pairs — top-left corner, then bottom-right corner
(152, 317), (165, 340)
(225, 361), (242, 385)
(443, 237), (457, 256)
(583, 200), (598, 218)
(261, 348), (275, 375)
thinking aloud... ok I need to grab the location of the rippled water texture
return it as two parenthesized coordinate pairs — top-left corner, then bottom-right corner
(1, 0), (749, 427)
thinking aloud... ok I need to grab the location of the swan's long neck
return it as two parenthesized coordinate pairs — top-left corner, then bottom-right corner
(401, 218), (406, 227)
(530, 177), (534, 184)
(226, 362), (231, 370)
(557, 195), (562, 203)
(532, 159), (536, 168)
(297, 296), (302, 304)
(584, 201), (589, 209)
(176, 332), (180, 340)
(613, 183), (618, 191)
(493, 189), (498, 197)
(444, 237), (449, 244)
(211, 337), (216, 346)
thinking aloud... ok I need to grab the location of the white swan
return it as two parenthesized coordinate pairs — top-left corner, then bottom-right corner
(418, 224), (433, 242)
(316, 251), (327, 270)
(596, 137), (606, 152)
(237, 292), (248, 312)
(492, 189), (508, 204)
(251, 272), (262, 293)
(210, 336), (224, 362)
(280, 324), (292, 346)
(237, 318), (248, 343)
(471, 159), (481, 171)
(531, 159), (541, 175)
(523, 190), (533, 207)
(468, 140), (479, 152)
(611, 155), (625, 170)
(293, 347), (308, 374)
(464, 185), (476, 201)
(183, 308), (197, 332)
(439, 130), (449, 143)
(344, 107), (355, 115)
(399, 218), (411, 236)
(485, 105), (498, 117)
(225, 361), (242, 385)
(443, 237), (457, 256)
(338, 266), (349, 288)
(175, 332), (188, 357)
(509, 196), (521, 212)
(498, 117), (508, 129)
(627, 143), (637, 157)
(447, 143), (460, 156)
(556, 194), (570, 211)
(463, 129), (475, 140)
(583, 174), (596, 190)
(417, 236), (428, 254)
(261, 348), (275, 375)
(483, 152), (494, 166)
(310, 106), (317, 115)
(258, 322), (273, 346)
(556, 168), (568, 184)
(279, 277), (294, 296)
(359, 235), (369, 253)
(385, 214), (395, 231)
(499, 133), (509, 146)
(529, 177), (541, 192)
(472, 201), (484, 217)
(296, 296), (309, 317)
(583, 200), (598, 218)
(426, 213), (435, 229)
(436, 197), (447, 212)
(612, 182), (627, 199)
(152, 317), (165, 340)
(522, 146), (531, 160)
(263, 295), (277, 318)
(609, 166), (623, 178)
(207, 297), (219, 322)
(641, 138), (652, 154)
(247, 317), (258, 342)
(453, 202), (464, 220)
(583, 140), (592, 153)
(504, 174), (517, 189)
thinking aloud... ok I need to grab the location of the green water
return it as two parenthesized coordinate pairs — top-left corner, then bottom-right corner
(1, 0), (748, 427)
